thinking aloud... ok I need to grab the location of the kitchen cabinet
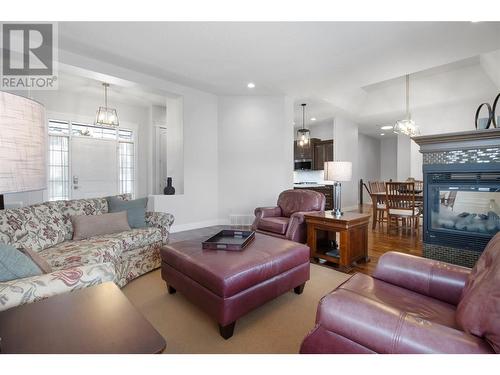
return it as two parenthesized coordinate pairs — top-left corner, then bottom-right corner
(313, 140), (334, 170)
(294, 138), (319, 160)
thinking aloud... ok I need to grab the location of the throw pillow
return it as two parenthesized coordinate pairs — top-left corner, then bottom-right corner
(71, 211), (131, 241)
(107, 196), (148, 228)
(0, 243), (42, 282)
(18, 247), (53, 274)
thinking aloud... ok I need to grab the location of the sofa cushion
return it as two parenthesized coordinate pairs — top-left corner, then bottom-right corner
(257, 217), (289, 235)
(107, 197), (147, 228)
(0, 243), (42, 282)
(39, 238), (123, 270)
(48, 198), (109, 240)
(278, 189), (325, 217)
(456, 232), (500, 352)
(0, 203), (66, 252)
(97, 227), (162, 253)
(339, 273), (458, 329)
(71, 211), (131, 240)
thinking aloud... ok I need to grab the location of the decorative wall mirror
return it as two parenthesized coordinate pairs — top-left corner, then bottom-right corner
(493, 93), (500, 128)
(475, 102), (492, 130)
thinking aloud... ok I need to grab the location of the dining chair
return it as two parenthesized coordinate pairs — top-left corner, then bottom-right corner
(414, 180), (424, 191)
(368, 181), (387, 229)
(385, 182), (419, 234)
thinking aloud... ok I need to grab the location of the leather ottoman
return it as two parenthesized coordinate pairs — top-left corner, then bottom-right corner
(161, 233), (310, 339)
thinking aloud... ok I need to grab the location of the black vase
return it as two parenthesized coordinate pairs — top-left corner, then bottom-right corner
(163, 177), (175, 195)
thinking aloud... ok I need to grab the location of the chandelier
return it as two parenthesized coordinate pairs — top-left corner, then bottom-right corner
(393, 74), (420, 137)
(95, 83), (119, 127)
(297, 103), (310, 147)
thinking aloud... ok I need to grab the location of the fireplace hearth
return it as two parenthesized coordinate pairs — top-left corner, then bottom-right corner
(414, 128), (500, 268)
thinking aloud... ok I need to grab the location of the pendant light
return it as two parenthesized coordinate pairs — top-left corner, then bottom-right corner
(393, 74), (420, 137)
(95, 82), (119, 127)
(297, 103), (311, 148)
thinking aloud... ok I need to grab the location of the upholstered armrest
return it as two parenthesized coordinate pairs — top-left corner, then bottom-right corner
(286, 211), (323, 243)
(373, 251), (471, 305)
(145, 211), (175, 244)
(254, 206), (282, 219)
(0, 263), (116, 312)
(251, 206), (282, 231)
(316, 289), (493, 354)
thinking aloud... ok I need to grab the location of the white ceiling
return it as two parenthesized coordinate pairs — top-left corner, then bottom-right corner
(57, 22), (500, 136)
(56, 69), (168, 107)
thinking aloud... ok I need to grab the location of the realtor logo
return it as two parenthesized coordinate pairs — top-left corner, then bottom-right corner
(1, 22), (58, 90)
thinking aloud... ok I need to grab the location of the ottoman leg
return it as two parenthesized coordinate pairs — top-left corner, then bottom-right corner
(219, 322), (236, 340)
(294, 283), (305, 295)
(167, 284), (176, 294)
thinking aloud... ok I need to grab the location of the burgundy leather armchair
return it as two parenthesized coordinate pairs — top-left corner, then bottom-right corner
(300, 233), (500, 354)
(252, 189), (325, 243)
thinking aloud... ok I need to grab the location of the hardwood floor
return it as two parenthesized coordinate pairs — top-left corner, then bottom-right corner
(169, 204), (423, 277)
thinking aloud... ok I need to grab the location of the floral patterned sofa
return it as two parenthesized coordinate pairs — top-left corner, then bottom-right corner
(0, 194), (174, 311)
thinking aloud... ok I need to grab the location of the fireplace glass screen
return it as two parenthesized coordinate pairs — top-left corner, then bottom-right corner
(430, 187), (500, 236)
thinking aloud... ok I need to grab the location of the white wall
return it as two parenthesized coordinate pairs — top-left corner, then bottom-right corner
(152, 92), (218, 231)
(218, 96), (293, 223)
(333, 116), (359, 209)
(380, 137), (398, 181)
(294, 118), (334, 140)
(397, 135), (412, 181)
(358, 134), (381, 202)
(165, 96), (184, 194)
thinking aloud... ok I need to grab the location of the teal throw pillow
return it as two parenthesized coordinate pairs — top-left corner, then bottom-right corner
(0, 243), (43, 282)
(107, 196), (148, 229)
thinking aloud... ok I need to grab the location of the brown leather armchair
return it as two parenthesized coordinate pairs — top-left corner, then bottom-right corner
(252, 189), (325, 243)
(300, 233), (500, 354)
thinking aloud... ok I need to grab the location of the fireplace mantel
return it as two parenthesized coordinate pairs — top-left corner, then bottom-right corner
(413, 128), (500, 153)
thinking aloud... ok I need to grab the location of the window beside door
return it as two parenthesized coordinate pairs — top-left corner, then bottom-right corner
(48, 120), (70, 201)
(47, 119), (136, 201)
(119, 129), (135, 196)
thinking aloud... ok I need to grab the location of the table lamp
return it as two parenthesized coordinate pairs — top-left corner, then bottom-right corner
(324, 161), (352, 217)
(0, 92), (47, 210)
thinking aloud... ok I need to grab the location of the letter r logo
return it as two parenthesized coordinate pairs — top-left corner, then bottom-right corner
(2, 24), (53, 76)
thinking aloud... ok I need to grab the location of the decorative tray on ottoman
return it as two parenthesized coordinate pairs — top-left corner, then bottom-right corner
(202, 230), (255, 251)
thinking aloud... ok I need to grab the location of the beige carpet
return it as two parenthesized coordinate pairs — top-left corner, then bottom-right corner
(122, 263), (350, 354)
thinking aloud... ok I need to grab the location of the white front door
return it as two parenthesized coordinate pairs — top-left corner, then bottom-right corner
(71, 137), (118, 199)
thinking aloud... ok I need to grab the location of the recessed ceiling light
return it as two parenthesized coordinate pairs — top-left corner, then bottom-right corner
(381, 125), (393, 130)
(311, 117), (316, 121)
(247, 82), (255, 88)
(380, 133), (385, 136)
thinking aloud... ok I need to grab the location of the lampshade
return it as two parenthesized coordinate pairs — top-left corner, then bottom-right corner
(0, 92), (47, 194)
(324, 161), (352, 182)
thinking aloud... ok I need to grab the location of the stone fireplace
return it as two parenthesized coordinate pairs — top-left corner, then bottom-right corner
(413, 128), (500, 268)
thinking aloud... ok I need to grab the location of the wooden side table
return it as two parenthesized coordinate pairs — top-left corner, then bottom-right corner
(0, 282), (166, 354)
(304, 211), (371, 272)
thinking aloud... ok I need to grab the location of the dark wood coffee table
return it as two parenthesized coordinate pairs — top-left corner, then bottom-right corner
(304, 211), (371, 272)
(0, 282), (166, 354)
